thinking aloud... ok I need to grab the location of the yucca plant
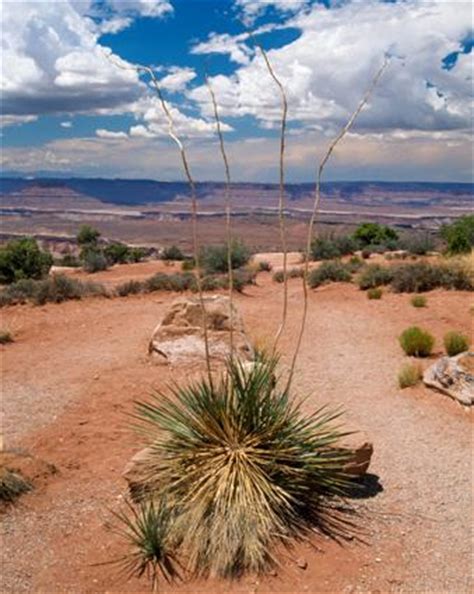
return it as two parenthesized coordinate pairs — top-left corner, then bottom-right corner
(106, 498), (181, 591)
(125, 355), (354, 580)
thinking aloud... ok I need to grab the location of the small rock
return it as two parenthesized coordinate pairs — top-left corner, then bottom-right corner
(296, 557), (308, 570)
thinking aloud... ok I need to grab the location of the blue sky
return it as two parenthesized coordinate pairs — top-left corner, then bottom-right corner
(1, 0), (472, 182)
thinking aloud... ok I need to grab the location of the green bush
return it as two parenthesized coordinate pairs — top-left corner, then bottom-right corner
(353, 223), (399, 247)
(308, 261), (352, 288)
(401, 232), (435, 255)
(0, 237), (53, 284)
(200, 240), (251, 274)
(77, 225), (101, 246)
(399, 326), (435, 357)
(230, 269), (257, 292)
(398, 363), (422, 388)
(347, 255), (364, 273)
(410, 295), (427, 308)
(104, 242), (131, 265)
(358, 264), (393, 290)
(128, 247), (148, 263)
(443, 331), (470, 357)
(81, 248), (109, 273)
(310, 235), (356, 261)
(367, 287), (383, 300)
(441, 215), (474, 254)
(161, 245), (185, 261)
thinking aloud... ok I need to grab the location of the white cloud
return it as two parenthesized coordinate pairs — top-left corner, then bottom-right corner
(105, 0), (173, 19)
(96, 128), (129, 139)
(60, 121), (73, 128)
(159, 67), (197, 92)
(0, 115), (38, 128)
(190, 0), (472, 137)
(236, 0), (310, 22)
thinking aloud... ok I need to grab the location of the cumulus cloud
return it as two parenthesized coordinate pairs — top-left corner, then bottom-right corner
(190, 1), (472, 138)
(105, 0), (173, 19)
(96, 128), (129, 139)
(159, 67), (197, 92)
(60, 121), (73, 128)
(236, 0), (310, 22)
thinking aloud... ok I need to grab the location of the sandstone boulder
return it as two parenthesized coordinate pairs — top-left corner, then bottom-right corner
(149, 295), (254, 364)
(423, 351), (474, 406)
(333, 432), (373, 477)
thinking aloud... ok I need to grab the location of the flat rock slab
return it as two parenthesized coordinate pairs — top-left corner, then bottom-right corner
(423, 351), (474, 406)
(149, 295), (254, 365)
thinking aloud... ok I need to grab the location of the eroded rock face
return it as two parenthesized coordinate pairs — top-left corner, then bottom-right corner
(149, 295), (254, 365)
(423, 352), (474, 406)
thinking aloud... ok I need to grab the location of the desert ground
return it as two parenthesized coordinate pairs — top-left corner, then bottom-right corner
(1, 260), (472, 593)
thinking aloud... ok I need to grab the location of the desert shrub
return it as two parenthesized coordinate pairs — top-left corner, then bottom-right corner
(346, 255), (364, 273)
(0, 467), (32, 503)
(82, 248), (109, 273)
(399, 326), (435, 357)
(401, 232), (435, 256)
(398, 363), (422, 389)
(390, 261), (473, 293)
(273, 268), (304, 283)
(104, 242), (131, 265)
(308, 260), (352, 288)
(0, 237), (53, 284)
(181, 258), (195, 271)
(441, 215), (474, 255)
(361, 248), (371, 259)
(77, 225), (101, 246)
(0, 279), (38, 306)
(34, 274), (85, 305)
(128, 247), (148, 263)
(161, 245), (185, 261)
(334, 235), (357, 255)
(443, 331), (470, 357)
(367, 287), (383, 300)
(128, 355), (352, 578)
(116, 280), (144, 297)
(56, 253), (81, 267)
(168, 273), (197, 292)
(200, 240), (251, 274)
(357, 264), (393, 290)
(353, 223), (399, 247)
(231, 268), (257, 292)
(272, 270), (284, 283)
(310, 237), (340, 261)
(200, 276), (223, 291)
(0, 330), (13, 344)
(410, 295), (427, 308)
(257, 260), (272, 272)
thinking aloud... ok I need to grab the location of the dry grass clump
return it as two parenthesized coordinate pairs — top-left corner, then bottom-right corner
(0, 467), (32, 503)
(367, 287), (383, 300)
(116, 355), (354, 582)
(257, 260), (273, 272)
(272, 267), (304, 283)
(399, 326), (435, 357)
(443, 331), (470, 357)
(0, 329), (14, 344)
(410, 295), (427, 308)
(357, 264), (393, 290)
(390, 260), (473, 293)
(398, 363), (423, 389)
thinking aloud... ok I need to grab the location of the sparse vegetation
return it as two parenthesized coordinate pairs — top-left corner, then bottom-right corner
(443, 331), (470, 357)
(257, 260), (272, 272)
(390, 261), (473, 293)
(441, 215), (474, 255)
(0, 330), (14, 344)
(181, 258), (195, 271)
(81, 248), (109, 273)
(358, 264), (393, 290)
(367, 287), (383, 300)
(200, 240), (251, 274)
(272, 267), (304, 283)
(77, 225), (101, 247)
(116, 280), (144, 297)
(127, 355), (352, 578)
(399, 326), (435, 357)
(310, 235), (356, 261)
(161, 245), (185, 261)
(410, 295), (427, 308)
(398, 363), (423, 388)
(400, 232), (435, 256)
(308, 260), (352, 288)
(0, 467), (32, 503)
(0, 237), (53, 284)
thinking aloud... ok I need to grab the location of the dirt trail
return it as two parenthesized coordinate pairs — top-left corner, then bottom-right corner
(1, 274), (472, 593)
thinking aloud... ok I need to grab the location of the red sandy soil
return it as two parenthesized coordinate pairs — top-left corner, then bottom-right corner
(1, 266), (472, 593)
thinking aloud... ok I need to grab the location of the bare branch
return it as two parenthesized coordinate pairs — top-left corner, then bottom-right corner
(288, 57), (390, 388)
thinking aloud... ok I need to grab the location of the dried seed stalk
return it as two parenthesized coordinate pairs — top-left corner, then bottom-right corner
(205, 72), (234, 356)
(288, 58), (390, 387)
(108, 56), (213, 385)
(253, 41), (289, 352)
